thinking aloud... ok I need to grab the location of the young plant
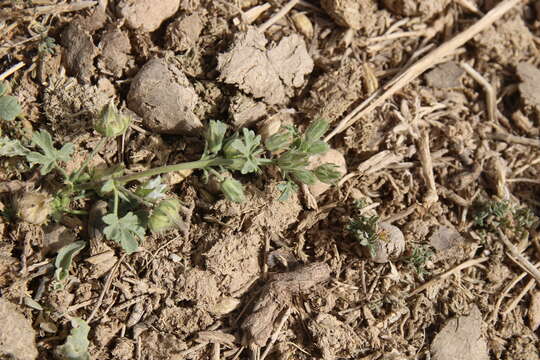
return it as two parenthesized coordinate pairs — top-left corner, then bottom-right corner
(407, 245), (433, 275)
(348, 214), (380, 256)
(472, 199), (537, 239)
(0, 101), (342, 256)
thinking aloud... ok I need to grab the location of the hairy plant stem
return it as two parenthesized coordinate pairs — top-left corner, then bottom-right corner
(75, 157), (233, 191)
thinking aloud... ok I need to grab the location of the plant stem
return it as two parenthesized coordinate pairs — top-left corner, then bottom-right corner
(72, 137), (107, 181)
(75, 157), (233, 191)
(113, 188), (119, 216)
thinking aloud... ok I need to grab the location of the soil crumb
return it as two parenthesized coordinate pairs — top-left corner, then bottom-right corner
(382, 0), (450, 17)
(242, 262), (331, 347)
(430, 306), (488, 360)
(166, 12), (205, 51)
(308, 313), (361, 360)
(321, 0), (377, 30)
(0, 299), (38, 360)
(60, 22), (98, 83)
(218, 27), (313, 104)
(98, 28), (132, 77)
(117, 0), (180, 32)
(127, 58), (203, 135)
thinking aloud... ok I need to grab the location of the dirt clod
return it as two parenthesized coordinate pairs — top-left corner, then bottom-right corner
(430, 306), (488, 360)
(242, 262), (331, 347)
(166, 12), (204, 51)
(308, 313), (360, 360)
(98, 28), (132, 77)
(117, 0), (180, 32)
(127, 58), (203, 135)
(218, 27), (313, 104)
(382, 0), (450, 17)
(429, 225), (464, 252)
(60, 22), (98, 83)
(0, 299), (38, 360)
(321, 0), (376, 30)
(517, 62), (540, 122)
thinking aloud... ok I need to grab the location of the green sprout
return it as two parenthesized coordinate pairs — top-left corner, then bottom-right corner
(407, 246), (433, 275)
(348, 214), (380, 256)
(0, 101), (342, 256)
(472, 199), (537, 239)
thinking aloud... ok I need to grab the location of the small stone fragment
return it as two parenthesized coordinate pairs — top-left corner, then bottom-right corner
(431, 306), (488, 360)
(98, 28), (131, 77)
(529, 290), (540, 331)
(308, 149), (347, 197)
(365, 222), (405, 264)
(429, 225), (464, 252)
(166, 12), (204, 51)
(218, 27), (313, 104)
(0, 299), (38, 360)
(321, 0), (377, 30)
(127, 58), (203, 135)
(60, 22), (98, 83)
(425, 62), (465, 89)
(117, 0), (180, 32)
(383, 0), (450, 17)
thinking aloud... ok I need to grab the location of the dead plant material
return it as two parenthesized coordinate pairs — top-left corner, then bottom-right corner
(409, 257), (489, 297)
(417, 132), (438, 207)
(497, 229), (540, 285)
(326, 0), (525, 141)
(241, 262), (331, 347)
(460, 62), (496, 123)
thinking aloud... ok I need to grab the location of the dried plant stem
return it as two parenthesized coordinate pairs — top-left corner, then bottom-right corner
(87, 254), (126, 322)
(259, 0), (300, 32)
(260, 308), (292, 360)
(497, 229), (540, 285)
(409, 257), (489, 297)
(489, 132), (540, 148)
(417, 132), (438, 206)
(503, 277), (536, 315)
(460, 62), (496, 123)
(0, 62), (25, 81)
(325, 0), (524, 141)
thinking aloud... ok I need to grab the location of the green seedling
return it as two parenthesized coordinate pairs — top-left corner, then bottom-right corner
(348, 214), (380, 256)
(472, 199), (537, 239)
(407, 245), (433, 275)
(0, 101), (342, 256)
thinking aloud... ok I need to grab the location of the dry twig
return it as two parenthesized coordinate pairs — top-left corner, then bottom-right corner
(417, 132), (439, 206)
(259, 0), (300, 32)
(460, 62), (496, 123)
(0, 62), (25, 81)
(498, 229), (540, 284)
(409, 257), (489, 297)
